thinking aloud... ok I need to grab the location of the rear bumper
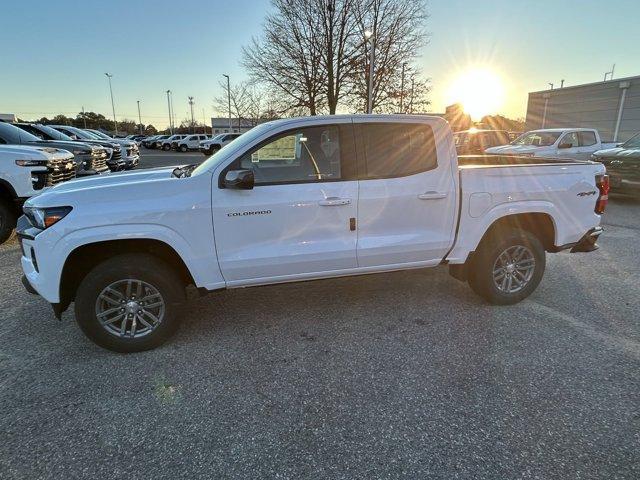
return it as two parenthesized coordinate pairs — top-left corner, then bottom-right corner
(570, 227), (603, 253)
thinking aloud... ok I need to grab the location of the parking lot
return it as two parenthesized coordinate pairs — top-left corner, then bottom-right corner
(137, 147), (205, 170)
(1, 149), (639, 478)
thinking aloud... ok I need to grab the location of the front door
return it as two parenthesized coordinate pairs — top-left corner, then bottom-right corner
(354, 121), (457, 267)
(212, 122), (359, 284)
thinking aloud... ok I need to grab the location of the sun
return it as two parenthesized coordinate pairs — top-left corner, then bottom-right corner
(448, 68), (505, 120)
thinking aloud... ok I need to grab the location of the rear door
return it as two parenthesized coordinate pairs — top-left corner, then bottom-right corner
(354, 120), (457, 267)
(577, 130), (599, 160)
(212, 121), (359, 283)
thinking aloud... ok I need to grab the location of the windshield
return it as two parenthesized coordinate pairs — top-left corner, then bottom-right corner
(511, 131), (561, 147)
(622, 133), (640, 149)
(87, 129), (112, 140)
(0, 122), (42, 143)
(192, 123), (271, 176)
(41, 125), (73, 141)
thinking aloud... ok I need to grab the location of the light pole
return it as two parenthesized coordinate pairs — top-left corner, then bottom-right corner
(137, 100), (143, 134)
(105, 73), (117, 135)
(364, 30), (375, 114)
(223, 74), (232, 132)
(188, 96), (195, 133)
(166, 90), (173, 134)
(399, 62), (406, 113)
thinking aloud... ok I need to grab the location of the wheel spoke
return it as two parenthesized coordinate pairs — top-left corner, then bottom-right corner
(141, 310), (160, 325)
(120, 316), (129, 336)
(125, 280), (133, 299)
(97, 305), (124, 319)
(130, 316), (137, 337)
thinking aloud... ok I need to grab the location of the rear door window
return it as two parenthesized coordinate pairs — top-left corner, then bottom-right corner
(356, 123), (437, 179)
(579, 131), (597, 146)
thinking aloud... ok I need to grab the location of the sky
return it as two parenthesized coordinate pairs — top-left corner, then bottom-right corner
(1, 0), (639, 128)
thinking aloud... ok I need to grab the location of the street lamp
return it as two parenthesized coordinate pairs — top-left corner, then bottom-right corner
(166, 90), (173, 134)
(222, 74), (232, 132)
(105, 73), (117, 135)
(188, 96), (195, 134)
(137, 100), (143, 134)
(364, 30), (375, 114)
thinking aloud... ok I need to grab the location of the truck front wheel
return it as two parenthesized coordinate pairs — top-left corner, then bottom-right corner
(0, 199), (17, 245)
(74, 254), (185, 352)
(468, 228), (545, 305)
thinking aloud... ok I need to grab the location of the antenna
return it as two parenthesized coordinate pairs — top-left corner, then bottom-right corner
(604, 64), (616, 82)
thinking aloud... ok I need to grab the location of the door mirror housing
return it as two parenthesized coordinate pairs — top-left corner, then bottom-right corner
(558, 143), (573, 149)
(224, 169), (254, 190)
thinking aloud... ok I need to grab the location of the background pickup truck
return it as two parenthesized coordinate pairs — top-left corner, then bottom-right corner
(18, 115), (609, 352)
(0, 145), (76, 243)
(592, 132), (640, 195)
(485, 128), (617, 160)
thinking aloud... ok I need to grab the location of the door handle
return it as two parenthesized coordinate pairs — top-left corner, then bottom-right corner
(418, 192), (448, 200)
(319, 197), (351, 206)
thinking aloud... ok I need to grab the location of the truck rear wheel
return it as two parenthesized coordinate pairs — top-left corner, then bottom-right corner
(0, 199), (17, 245)
(74, 254), (185, 352)
(468, 228), (545, 305)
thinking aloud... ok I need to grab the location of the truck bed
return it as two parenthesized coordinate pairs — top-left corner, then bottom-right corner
(458, 154), (596, 168)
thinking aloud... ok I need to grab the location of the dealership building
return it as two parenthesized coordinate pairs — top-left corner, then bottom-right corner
(525, 75), (640, 142)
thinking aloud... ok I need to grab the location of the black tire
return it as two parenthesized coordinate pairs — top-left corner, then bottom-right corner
(468, 227), (545, 305)
(0, 199), (17, 245)
(74, 254), (186, 353)
(162, 144), (170, 151)
(180, 144), (188, 152)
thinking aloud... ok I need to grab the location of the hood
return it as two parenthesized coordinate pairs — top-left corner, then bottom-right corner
(0, 144), (74, 160)
(593, 147), (640, 159)
(485, 144), (539, 155)
(27, 167), (182, 208)
(29, 140), (93, 153)
(109, 138), (135, 147)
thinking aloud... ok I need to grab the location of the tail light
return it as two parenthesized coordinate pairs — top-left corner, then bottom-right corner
(595, 174), (609, 214)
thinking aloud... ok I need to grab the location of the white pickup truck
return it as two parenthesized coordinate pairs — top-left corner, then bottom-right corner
(0, 145), (76, 244)
(17, 115), (609, 352)
(485, 128), (618, 160)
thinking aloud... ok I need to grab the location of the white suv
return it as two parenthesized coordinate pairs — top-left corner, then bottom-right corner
(199, 133), (242, 155)
(177, 134), (210, 152)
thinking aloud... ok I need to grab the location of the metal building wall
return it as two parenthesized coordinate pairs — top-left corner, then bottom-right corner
(525, 76), (640, 142)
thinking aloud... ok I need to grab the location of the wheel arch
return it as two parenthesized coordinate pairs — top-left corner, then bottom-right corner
(59, 238), (196, 312)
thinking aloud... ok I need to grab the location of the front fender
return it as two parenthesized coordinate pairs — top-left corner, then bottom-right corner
(29, 223), (224, 303)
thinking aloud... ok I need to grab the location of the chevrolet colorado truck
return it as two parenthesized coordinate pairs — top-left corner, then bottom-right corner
(18, 115), (608, 352)
(0, 145), (75, 243)
(486, 128), (617, 161)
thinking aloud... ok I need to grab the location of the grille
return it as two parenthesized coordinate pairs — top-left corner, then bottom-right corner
(111, 148), (122, 162)
(90, 151), (108, 171)
(34, 158), (76, 189)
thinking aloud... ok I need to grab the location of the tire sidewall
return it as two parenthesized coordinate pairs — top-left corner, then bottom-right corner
(75, 255), (183, 352)
(0, 200), (17, 244)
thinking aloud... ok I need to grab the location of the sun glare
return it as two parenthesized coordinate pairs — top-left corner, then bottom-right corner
(449, 69), (505, 120)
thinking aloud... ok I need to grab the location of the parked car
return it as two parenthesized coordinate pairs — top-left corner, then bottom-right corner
(142, 135), (169, 149)
(84, 129), (139, 170)
(592, 132), (640, 195)
(0, 145), (76, 244)
(18, 115), (609, 352)
(199, 133), (242, 155)
(11, 123), (110, 176)
(485, 128), (617, 160)
(160, 134), (188, 151)
(454, 129), (511, 155)
(49, 125), (125, 171)
(177, 134), (210, 152)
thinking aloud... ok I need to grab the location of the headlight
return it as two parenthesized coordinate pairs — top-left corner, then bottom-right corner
(72, 149), (90, 156)
(15, 159), (48, 167)
(23, 206), (73, 230)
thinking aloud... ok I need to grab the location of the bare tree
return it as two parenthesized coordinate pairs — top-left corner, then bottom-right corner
(347, 0), (429, 112)
(242, 0), (326, 115)
(242, 0), (430, 115)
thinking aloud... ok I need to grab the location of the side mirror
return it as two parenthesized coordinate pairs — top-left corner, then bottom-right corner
(224, 169), (254, 190)
(558, 143), (572, 149)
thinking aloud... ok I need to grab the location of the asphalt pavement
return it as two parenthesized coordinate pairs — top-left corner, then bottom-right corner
(0, 158), (639, 478)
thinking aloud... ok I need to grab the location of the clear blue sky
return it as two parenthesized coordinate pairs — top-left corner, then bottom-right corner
(1, 0), (638, 127)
